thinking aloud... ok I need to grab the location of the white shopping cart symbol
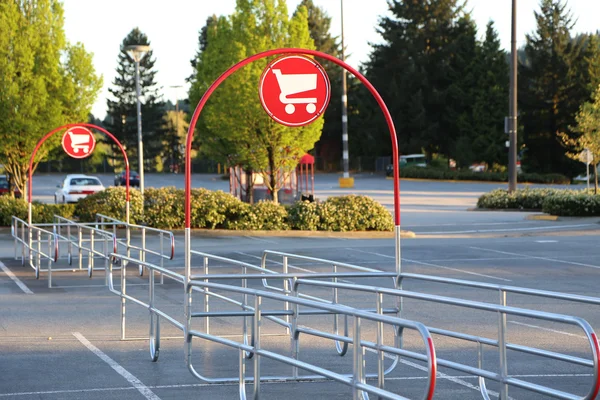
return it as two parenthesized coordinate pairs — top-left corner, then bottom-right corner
(272, 69), (318, 115)
(67, 131), (91, 154)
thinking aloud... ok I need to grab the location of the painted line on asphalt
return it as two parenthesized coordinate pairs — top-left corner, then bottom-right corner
(235, 251), (314, 274)
(535, 240), (558, 243)
(0, 261), (33, 294)
(346, 248), (511, 281)
(243, 236), (279, 244)
(469, 246), (600, 270)
(508, 321), (587, 339)
(0, 372), (592, 397)
(417, 223), (596, 235)
(72, 332), (161, 400)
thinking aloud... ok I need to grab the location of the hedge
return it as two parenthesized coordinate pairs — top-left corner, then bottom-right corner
(0, 188), (394, 231)
(400, 166), (570, 184)
(477, 188), (600, 216)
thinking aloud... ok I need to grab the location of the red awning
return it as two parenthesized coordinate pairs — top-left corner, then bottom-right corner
(300, 153), (314, 165)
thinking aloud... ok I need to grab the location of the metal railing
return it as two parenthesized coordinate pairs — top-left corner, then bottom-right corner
(293, 279), (600, 400)
(107, 252), (438, 400)
(12, 216), (58, 280)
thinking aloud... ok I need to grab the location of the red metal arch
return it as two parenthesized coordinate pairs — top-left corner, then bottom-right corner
(185, 48), (401, 228)
(27, 123), (130, 221)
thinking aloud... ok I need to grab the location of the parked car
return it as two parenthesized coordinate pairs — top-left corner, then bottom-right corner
(54, 174), (104, 204)
(386, 154), (427, 176)
(0, 176), (21, 198)
(114, 170), (140, 187)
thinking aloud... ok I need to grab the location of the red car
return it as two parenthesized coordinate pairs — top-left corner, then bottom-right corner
(0, 176), (21, 198)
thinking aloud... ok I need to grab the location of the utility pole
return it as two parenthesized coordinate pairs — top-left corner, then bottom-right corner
(508, 0), (518, 193)
(338, 0), (354, 188)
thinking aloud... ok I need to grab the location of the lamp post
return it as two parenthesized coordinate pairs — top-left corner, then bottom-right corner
(338, 0), (354, 188)
(507, 0), (518, 193)
(125, 44), (150, 197)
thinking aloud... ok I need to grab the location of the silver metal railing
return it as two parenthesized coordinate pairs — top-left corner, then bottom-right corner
(293, 279), (600, 400)
(11, 216), (58, 280)
(107, 252), (438, 400)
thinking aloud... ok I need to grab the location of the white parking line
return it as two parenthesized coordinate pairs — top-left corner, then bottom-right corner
(243, 236), (279, 244)
(235, 251), (314, 273)
(72, 332), (161, 400)
(346, 248), (511, 282)
(418, 223), (596, 235)
(508, 321), (587, 339)
(0, 261), (33, 294)
(469, 246), (600, 270)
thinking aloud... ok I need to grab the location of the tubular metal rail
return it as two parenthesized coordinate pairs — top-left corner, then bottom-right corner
(107, 252), (438, 400)
(294, 279), (600, 400)
(12, 216), (58, 279)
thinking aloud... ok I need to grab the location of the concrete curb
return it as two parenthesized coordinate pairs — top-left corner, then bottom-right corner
(525, 214), (559, 221)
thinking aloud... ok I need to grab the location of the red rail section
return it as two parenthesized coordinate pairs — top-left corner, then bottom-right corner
(185, 48), (401, 228)
(27, 123), (130, 219)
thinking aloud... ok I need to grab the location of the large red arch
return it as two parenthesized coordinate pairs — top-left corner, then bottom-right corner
(27, 123), (130, 223)
(185, 48), (401, 228)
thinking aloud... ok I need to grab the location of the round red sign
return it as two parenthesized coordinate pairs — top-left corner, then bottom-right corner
(259, 55), (331, 127)
(62, 126), (96, 159)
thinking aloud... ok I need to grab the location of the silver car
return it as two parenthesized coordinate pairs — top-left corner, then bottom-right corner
(54, 174), (104, 204)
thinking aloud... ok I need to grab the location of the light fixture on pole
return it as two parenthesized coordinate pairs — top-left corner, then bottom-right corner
(338, 0), (354, 188)
(507, 0), (518, 193)
(125, 44), (150, 197)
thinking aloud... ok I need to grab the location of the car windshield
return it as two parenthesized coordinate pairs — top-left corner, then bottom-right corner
(70, 178), (101, 186)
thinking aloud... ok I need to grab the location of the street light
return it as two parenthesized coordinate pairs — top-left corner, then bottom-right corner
(507, 0), (518, 193)
(125, 44), (150, 197)
(338, 0), (354, 188)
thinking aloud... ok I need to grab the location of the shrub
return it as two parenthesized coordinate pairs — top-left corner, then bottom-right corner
(398, 166), (570, 184)
(225, 200), (289, 230)
(476, 188), (573, 210)
(288, 200), (320, 230)
(144, 187), (184, 229)
(32, 203), (76, 224)
(542, 192), (600, 216)
(317, 195), (394, 231)
(191, 189), (248, 229)
(0, 197), (28, 226)
(74, 187), (143, 223)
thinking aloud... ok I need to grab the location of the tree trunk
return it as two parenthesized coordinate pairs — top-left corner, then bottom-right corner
(246, 169), (254, 204)
(267, 149), (278, 204)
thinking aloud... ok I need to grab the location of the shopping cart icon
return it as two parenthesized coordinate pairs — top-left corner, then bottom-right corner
(67, 131), (91, 154)
(272, 69), (318, 115)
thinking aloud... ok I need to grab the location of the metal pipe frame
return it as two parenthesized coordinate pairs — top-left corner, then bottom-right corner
(11, 217), (58, 280)
(186, 280), (437, 400)
(294, 279), (600, 400)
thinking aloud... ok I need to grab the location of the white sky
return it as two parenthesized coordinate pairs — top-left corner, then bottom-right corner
(60, 0), (600, 119)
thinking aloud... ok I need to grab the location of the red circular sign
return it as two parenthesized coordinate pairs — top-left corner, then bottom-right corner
(259, 55), (331, 127)
(62, 126), (96, 159)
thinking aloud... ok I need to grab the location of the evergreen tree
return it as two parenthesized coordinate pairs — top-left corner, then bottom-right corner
(519, 0), (588, 176)
(105, 28), (165, 172)
(362, 0), (473, 161)
(470, 21), (510, 168)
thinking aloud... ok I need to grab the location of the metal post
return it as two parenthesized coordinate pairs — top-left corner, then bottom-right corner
(339, 0), (353, 188)
(253, 296), (262, 399)
(508, 0), (518, 193)
(498, 290), (509, 399)
(135, 60), (145, 198)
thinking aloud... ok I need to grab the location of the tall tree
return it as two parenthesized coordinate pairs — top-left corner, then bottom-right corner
(294, 0), (343, 168)
(362, 0), (473, 161)
(519, 0), (588, 176)
(161, 110), (189, 173)
(0, 0), (102, 198)
(189, 0), (320, 203)
(105, 28), (165, 172)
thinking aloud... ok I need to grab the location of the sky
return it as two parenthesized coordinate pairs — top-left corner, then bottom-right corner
(60, 0), (600, 120)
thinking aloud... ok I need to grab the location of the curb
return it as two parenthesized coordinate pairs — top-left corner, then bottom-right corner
(525, 214), (559, 221)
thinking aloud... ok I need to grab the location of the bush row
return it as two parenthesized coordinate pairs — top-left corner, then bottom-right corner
(0, 187), (394, 231)
(400, 166), (570, 184)
(477, 188), (600, 216)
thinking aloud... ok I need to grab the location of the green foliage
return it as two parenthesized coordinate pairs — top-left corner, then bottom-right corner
(477, 188), (571, 209)
(542, 192), (600, 216)
(143, 187), (185, 229)
(0, 197), (28, 226)
(317, 195), (394, 232)
(74, 187), (143, 223)
(226, 200), (289, 230)
(399, 166), (570, 184)
(188, 0), (322, 203)
(0, 197), (74, 225)
(287, 200), (320, 230)
(191, 189), (248, 229)
(104, 28), (165, 172)
(0, 0), (102, 197)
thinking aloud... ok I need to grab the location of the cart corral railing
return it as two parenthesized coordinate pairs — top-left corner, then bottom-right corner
(107, 252), (437, 400)
(294, 279), (600, 400)
(12, 216), (58, 281)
